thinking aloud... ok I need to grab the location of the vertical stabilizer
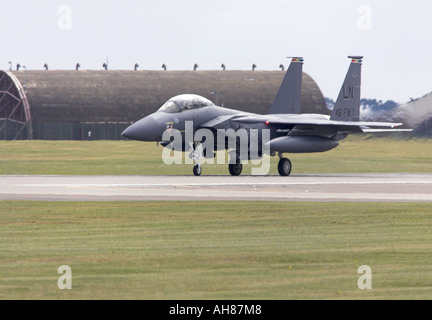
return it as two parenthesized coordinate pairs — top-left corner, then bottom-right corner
(268, 57), (303, 114)
(330, 56), (363, 121)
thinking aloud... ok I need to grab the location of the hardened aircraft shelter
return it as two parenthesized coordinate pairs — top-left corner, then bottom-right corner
(0, 69), (327, 140)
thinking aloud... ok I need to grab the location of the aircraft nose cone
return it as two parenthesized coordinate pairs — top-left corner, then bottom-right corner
(121, 117), (159, 141)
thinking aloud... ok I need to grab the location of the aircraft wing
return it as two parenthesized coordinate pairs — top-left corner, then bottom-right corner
(199, 115), (237, 128)
(231, 114), (411, 133)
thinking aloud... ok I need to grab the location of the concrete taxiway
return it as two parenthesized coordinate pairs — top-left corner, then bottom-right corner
(0, 173), (431, 202)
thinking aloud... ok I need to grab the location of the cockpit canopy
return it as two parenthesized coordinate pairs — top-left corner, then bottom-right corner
(157, 94), (215, 113)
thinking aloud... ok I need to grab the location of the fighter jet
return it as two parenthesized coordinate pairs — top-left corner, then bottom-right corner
(122, 56), (411, 176)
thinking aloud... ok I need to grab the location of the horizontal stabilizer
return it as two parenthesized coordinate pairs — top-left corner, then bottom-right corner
(362, 128), (413, 133)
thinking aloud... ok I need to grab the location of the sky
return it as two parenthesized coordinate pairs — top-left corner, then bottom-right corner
(1, 0), (432, 103)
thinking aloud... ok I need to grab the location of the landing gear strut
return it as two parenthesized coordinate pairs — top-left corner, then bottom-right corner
(277, 153), (292, 176)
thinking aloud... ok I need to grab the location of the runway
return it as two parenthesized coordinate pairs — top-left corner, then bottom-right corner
(1, 173), (432, 202)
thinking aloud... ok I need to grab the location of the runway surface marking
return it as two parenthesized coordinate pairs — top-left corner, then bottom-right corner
(1, 174), (431, 202)
(17, 180), (432, 187)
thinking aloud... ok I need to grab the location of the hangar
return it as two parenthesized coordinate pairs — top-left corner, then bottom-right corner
(0, 69), (327, 140)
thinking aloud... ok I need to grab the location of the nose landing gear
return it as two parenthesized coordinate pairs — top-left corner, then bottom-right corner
(193, 164), (202, 176)
(190, 142), (204, 176)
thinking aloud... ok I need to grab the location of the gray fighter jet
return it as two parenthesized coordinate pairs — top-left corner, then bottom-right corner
(122, 56), (411, 176)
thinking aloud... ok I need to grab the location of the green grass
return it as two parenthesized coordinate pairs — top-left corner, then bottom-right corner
(0, 136), (432, 175)
(1, 201), (432, 300)
(1, 138), (432, 300)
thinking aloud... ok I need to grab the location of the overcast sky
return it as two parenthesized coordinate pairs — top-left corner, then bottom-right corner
(1, 0), (431, 103)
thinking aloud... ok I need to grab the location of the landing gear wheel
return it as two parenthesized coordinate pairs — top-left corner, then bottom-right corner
(193, 164), (202, 176)
(278, 158), (292, 176)
(228, 160), (243, 176)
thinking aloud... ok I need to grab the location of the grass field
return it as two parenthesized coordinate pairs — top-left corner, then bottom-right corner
(1, 137), (432, 300)
(1, 201), (432, 300)
(0, 136), (431, 175)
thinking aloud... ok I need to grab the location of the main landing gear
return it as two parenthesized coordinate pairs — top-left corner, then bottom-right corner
(277, 154), (292, 176)
(190, 145), (292, 177)
(228, 158), (243, 176)
(227, 153), (291, 176)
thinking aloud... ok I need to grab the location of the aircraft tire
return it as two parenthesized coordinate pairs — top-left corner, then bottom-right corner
(228, 161), (243, 176)
(193, 164), (202, 176)
(278, 158), (292, 176)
